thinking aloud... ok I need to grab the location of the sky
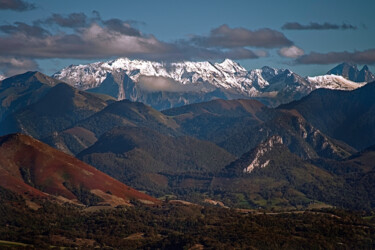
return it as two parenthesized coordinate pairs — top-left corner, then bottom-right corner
(0, 0), (374, 77)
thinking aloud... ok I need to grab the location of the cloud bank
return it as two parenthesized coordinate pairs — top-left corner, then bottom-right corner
(0, 0), (35, 11)
(191, 24), (293, 48)
(282, 22), (357, 30)
(296, 49), (375, 65)
(0, 14), (273, 62)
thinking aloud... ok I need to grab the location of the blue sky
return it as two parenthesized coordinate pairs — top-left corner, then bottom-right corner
(0, 0), (374, 77)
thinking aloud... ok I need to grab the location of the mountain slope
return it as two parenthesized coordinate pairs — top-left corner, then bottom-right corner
(221, 109), (355, 159)
(45, 99), (179, 155)
(0, 82), (110, 139)
(310, 145), (375, 209)
(281, 81), (375, 150)
(0, 71), (63, 122)
(163, 99), (267, 143)
(77, 126), (236, 195)
(209, 137), (375, 210)
(163, 99), (354, 159)
(214, 135), (338, 208)
(0, 133), (158, 206)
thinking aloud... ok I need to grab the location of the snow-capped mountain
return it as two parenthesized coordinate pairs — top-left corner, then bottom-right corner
(0, 75), (5, 81)
(54, 58), (260, 95)
(53, 58), (367, 109)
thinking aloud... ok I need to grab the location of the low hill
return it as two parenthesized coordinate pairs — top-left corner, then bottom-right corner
(0, 133), (158, 206)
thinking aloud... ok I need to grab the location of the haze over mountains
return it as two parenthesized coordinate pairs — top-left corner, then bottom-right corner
(53, 59), (369, 109)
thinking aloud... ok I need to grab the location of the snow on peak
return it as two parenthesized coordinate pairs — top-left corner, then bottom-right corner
(308, 74), (365, 90)
(52, 57), (369, 101)
(215, 58), (247, 73)
(53, 57), (257, 93)
(0, 75), (5, 81)
(243, 136), (283, 174)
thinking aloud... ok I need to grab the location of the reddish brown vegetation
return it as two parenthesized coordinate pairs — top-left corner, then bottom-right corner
(0, 133), (159, 205)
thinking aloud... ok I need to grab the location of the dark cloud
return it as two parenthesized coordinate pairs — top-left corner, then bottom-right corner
(296, 49), (375, 65)
(44, 13), (88, 28)
(0, 22), (50, 37)
(0, 21), (263, 62)
(103, 19), (142, 37)
(0, 0), (35, 11)
(0, 56), (39, 76)
(191, 24), (293, 48)
(39, 12), (143, 37)
(282, 22), (357, 30)
(0, 23), (181, 60)
(0, 11), (271, 70)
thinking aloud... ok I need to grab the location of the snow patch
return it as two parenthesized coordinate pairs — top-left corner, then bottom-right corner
(308, 75), (365, 90)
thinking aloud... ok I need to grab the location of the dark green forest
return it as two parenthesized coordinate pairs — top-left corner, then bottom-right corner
(1, 188), (375, 249)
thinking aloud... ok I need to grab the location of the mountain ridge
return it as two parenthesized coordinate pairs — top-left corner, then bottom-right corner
(327, 62), (375, 82)
(52, 58), (366, 109)
(280, 81), (375, 150)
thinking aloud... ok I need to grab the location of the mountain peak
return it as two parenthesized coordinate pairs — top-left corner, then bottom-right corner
(1, 71), (61, 88)
(216, 58), (245, 72)
(220, 58), (236, 66)
(327, 62), (357, 73)
(327, 62), (374, 82)
(361, 65), (369, 71)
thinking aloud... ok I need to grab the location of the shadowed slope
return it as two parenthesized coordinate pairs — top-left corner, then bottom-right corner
(281, 82), (375, 150)
(0, 71), (63, 122)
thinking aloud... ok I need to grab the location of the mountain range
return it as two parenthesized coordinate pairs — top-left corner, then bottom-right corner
(0, 64), (375, 211)
(53, 59), (370, 109)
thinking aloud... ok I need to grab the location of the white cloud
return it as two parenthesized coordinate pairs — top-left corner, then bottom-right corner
(278, 46), (304, 58)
